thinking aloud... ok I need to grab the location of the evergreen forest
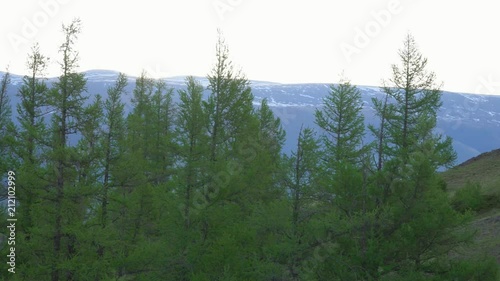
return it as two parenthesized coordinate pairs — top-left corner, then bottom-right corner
(0, 19), (499, 281)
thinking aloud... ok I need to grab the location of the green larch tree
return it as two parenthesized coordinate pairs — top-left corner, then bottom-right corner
(176, 76), (209, 230)
(253, 98), (287, 200)
(314, 78), (368, 216)
(85, 73), (128, 278)
(286, 126), (321, 280)
(165, 76), (210, 280)
(44, 18), (88, 281)
(186, 31), (266, 280)
(0, 68), (13, 173)
(205, 31), (254, 163)
(149, 79), (176, 184)
(381, 33), (455, 168)
(257, 98), (286, 160)
(127, 71), (154, 159)
(315, 78), (366, 166)
(100, 72), (127, 230)
(14, 43), (50, 244)
(362, 33), (479, 280)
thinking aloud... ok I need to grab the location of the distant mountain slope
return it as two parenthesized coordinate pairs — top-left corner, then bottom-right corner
(3, 69), (500, 165)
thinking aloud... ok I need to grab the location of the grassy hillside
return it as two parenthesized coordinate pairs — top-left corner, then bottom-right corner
(443, 149), (500, 195)
(441, 149), (500, 265)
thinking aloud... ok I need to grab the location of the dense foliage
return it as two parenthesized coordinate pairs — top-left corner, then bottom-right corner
(0, 21), (498, 281)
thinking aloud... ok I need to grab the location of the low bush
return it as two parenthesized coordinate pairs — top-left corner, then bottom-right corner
(452, 182), (484, 213)
(444, 255), (499, 281)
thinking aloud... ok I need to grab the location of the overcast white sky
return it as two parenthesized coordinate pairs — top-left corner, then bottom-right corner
(1, 0), (500, 94)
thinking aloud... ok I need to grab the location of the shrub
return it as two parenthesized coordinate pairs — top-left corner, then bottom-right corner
(452, 182), (484, 213)
(445, 256), (499, 281)
(436, 176), (447, 192)
(482, 180), (500, 210)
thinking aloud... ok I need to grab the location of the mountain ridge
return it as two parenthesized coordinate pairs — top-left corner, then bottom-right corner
(3, 69), (500, 96)
(3, 69), (500, 166)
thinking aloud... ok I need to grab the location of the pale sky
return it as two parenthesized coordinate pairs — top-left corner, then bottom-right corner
(1, 0), (500, 95)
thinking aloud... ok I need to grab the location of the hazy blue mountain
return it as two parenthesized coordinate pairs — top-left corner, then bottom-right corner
(4, 69), (500, 166)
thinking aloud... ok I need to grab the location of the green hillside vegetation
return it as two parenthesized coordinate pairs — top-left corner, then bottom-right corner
(442, 149), (500, 266)
(443, 149), (500, 196)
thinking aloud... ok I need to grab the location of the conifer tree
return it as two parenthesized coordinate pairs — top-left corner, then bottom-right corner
(315, 78), (367, 216)
(110, 72), (155, 278)
(127, 71), (154, 158)
(100, 72), (127, 230)
(149, 79), (176, 184)
(165, 76), (210, 280)
(176, 76), (208, 230)
(0, 69), (12, 173)
(368, 93), (393, 203)
(369, 93), (391, 172)
(381, 33), (455, 168)
(257, 98), (286, 159)
(202, 30), (257, 211)
(14, 43), (50, 245)
(205, 31), (254, 163)
(286, 126), (321, 279)
(315, 78), (366, 166)
(185, 31), (264, 280)
(43, 18), (88, 281)
(253, 98), (287, 201)
(362, 34), (473, 279)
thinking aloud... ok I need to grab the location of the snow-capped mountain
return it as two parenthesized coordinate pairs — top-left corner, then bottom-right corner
(4, 70), (500, 166)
